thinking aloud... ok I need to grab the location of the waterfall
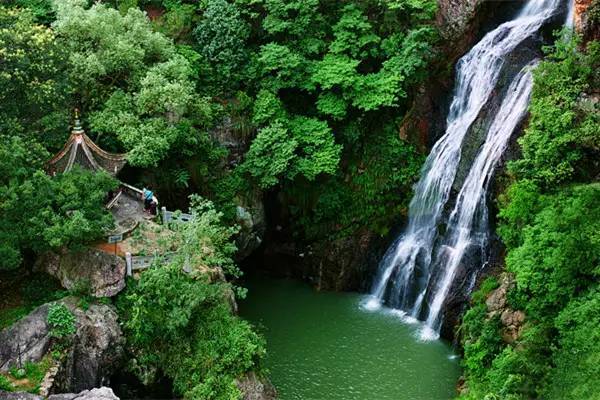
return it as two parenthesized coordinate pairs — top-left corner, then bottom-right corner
(565, 0), (575, 29)
(421, 63), (537, 338)
(566, 0), (575, 28)
(367, 0), (563, 339)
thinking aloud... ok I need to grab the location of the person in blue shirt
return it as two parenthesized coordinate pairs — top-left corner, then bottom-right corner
(142, 188), (154, 213)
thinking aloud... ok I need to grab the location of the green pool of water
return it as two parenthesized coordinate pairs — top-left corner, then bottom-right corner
(239, 275), (462, 400)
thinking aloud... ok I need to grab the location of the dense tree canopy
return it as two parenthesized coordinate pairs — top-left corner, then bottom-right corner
(52, 0), (214, 167)
(0, 6), (69, 147)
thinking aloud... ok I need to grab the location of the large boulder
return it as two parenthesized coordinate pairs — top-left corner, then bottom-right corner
(0, 299), (124, 394)
(436, 0), (485, 42)
(0, 304), (52, 371)
(0, 392), (43, 400)
(48, 387), (119, 400)
(52, 302), (124, 394)
(236, 372), (277, 400)
(35, 249), (126, 298)
(485, 274), (526, 344)
(0, 388), (119, 400)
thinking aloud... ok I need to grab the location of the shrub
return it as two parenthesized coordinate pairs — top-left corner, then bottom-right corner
(47, 303), (76, 339)
(0, 375), (13, 391)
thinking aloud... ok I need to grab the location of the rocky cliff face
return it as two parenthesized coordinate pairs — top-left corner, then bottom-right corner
(437, 0), (486, 51)
(484, 274), (526, 343)
(235, 372), (277, 400)
(0, 298), (124, 395)
(575, 0), (600, 41)
(398, 0), (494, 150)
(251, 0), (513, 294)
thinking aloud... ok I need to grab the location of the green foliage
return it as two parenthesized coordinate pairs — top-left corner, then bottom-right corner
(510, 37), (599, 187)
(286, 121), (423, 238)
(3, 357), (52, 394)
(242, 113), (341, 189)
(461, 302), (503, 381)
(0, 375), (12, 391)
(0, 6), (69, 149)
(121, 268), (264, 399)
(118, 197), (265, 400)
(241, 122), (296, 188)
(47, 303), (76, 338)
(460, 37), (600, 400)
(194, 0), (250, 94)
(0, 272), (67, 329)
(7, 0), (54, 23)
(176, 195), (240, 277)
(545, 289), (600, 400)
(0, 164), (117, 270)
(0, 134), (117, 270)
(229, 0), (437, 239)
(505, 184), (599, 319)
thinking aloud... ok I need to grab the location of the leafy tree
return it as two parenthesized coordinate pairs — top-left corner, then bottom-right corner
(287, 123), (423, 238)
(0, 6), (69, 149)
(0, 135), (117, 270)
(6, 0), (55, 23)
(241, 116), (341, 189)
(194, 0), (250, 94)
(229, 0), (438, 239)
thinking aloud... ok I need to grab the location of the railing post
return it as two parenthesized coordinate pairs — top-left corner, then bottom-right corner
(126, 252), (132, 277)
(183, 256), (191, 274)
(161, 206), (168, 225)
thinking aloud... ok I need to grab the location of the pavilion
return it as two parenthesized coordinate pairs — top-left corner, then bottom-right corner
(47, 110), (155, 237)
(47, 110), (127, 176)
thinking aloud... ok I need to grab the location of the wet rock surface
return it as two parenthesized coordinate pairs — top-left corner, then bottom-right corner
(236, 372), (277, 400)
(235, 190), (266, 262)
(575, 0), (600, 41)
(53, 301), (124, 394)
(0, 392), (43, 400)
(256, 226), (388, 293)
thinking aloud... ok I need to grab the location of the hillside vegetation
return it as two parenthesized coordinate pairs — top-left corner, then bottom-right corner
(460, 37), (600, 400)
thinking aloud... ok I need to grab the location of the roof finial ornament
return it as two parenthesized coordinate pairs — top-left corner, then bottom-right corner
(73, 108), (83, 133)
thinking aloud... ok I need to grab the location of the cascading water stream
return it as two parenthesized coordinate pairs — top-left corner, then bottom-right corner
(366, 0), (564, 339)
(421, 63), (537, 338)
(566, 0), (575, 27)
